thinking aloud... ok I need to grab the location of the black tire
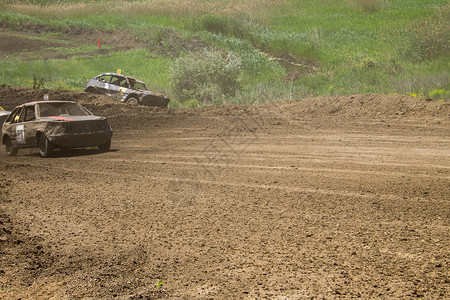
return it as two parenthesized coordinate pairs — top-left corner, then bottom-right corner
(5, 136), (18, 156)
(98, 139), (111, 152)
(39, 134), (54, 158)
(126, 97), (139, 106)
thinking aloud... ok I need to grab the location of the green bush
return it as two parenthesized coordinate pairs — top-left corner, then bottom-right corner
(203, 33), (285, 83)
(401, 4), (449, 61)
(428, 89), (450, 101)
(169, 50), (241, 104)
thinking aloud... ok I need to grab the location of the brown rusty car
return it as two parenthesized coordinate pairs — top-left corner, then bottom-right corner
(2, 101), (112, 158)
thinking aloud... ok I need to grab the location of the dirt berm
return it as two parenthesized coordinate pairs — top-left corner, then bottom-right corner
(0, 85), (449, 299)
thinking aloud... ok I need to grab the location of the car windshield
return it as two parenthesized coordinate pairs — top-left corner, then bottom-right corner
(128, 78), (147, 90)
(38, 102), (92, 117)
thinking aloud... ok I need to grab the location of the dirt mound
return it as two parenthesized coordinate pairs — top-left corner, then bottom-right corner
(0, 85), (112, 109)
(265, 94), (449, 119)
(1, 85), (448, 130)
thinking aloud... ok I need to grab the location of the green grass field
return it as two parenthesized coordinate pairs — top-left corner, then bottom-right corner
(0, 0), (449, 105)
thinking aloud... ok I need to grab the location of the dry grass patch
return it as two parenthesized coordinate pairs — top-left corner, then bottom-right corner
(5, 0), (287, 17)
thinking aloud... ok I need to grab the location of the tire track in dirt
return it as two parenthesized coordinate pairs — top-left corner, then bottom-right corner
(3, 154), (449, 210)
(1, 89), (449, 298)
(4, 155), (449, 180)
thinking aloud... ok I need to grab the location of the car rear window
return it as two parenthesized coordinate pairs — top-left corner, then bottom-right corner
(39, 103), (92, 117)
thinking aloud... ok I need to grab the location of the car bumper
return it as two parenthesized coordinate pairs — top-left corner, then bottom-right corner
(141, 95), (170, 108)
(48, 131), (112, 148)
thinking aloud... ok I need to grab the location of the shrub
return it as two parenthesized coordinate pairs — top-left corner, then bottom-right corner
(203, 33), (285, 83)
(402, 4), (449, 61)
(169, 50), (241, 104)
(194, 15), (249, 40)
(428, 89), (450, 101)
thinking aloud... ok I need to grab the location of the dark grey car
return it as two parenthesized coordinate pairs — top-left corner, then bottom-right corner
(85, 73), (170, 108)
(2, 101), (113, 158)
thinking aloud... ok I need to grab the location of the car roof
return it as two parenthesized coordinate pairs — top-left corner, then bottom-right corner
(96, 73), (145, 84)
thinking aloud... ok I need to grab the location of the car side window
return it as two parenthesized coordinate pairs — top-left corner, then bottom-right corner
(9, 107), (23, 124)
(111, 76), (128, 88)
(120, 79), (129, 88)
(98, 75), (112, 84)
(5, 107), (19, 123)
(110, 76), (120, 86)
(23, 105), (36, 122)
(18, 107), (27, 122)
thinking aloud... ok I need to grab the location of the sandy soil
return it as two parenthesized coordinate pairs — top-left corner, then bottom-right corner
(0, 84), (449, 299)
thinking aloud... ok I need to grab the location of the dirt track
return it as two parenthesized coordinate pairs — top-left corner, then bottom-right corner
(0, 86), (449, 299)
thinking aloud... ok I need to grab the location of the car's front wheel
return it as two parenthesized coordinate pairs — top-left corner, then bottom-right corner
(126, 97), (139, 106)
(98, 139), (111, 152)
(5, 136), (18, 156)
(39, 134), (54, 158)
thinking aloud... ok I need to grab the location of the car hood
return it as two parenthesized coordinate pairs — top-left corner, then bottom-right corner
(0, 111), (10, 116)
(39, 115), (106, 122)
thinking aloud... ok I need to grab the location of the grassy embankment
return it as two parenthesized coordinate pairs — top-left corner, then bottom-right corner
(0, 0), (448, 106)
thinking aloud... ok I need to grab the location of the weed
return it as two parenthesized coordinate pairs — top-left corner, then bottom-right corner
(169, 50), (241, 104)
(400, 4), (450, 61)
(31, 73), (44, 89)
(169, 99), (200, 108)
(3, 0), (285, 18)
(347, 0), (388, 13)
(428, 89), (450, 101)
(193, 15), (250, 40)
(389, 70), (449, 97)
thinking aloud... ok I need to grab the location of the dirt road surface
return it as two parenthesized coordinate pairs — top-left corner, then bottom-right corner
(0, 86), (449, 299)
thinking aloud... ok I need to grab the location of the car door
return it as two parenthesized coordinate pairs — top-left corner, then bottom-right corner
(95, 74), (113, 94)
(109, 75), (129, 99)
(21, 105), (38, 147)
(3, 106), (24, 147)
(9, 105), (37, 148)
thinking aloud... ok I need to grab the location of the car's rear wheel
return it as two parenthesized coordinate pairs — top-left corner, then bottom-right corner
(39, 134), (54, 158)
(98, 139), (111, 152)
(126, 97), (139, 106)
(5, 137), (18, 156)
